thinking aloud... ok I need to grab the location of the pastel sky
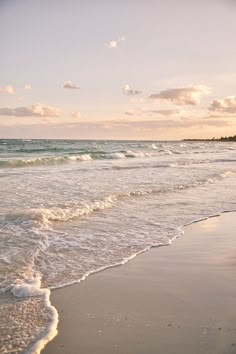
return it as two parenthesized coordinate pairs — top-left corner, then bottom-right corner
(0, 0), (236, 140)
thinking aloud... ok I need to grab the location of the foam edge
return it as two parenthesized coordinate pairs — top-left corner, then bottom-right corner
(26, 290), (59, 354)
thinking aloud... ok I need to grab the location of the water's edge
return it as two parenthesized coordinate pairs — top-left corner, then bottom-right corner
(38, 209), (236, 354)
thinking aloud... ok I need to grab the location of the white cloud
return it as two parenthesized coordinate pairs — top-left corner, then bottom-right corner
(0, 103), (59, 117)
(107, 40), (118, 49)
(209, 96), (236, 114)
(0, 85), (15, 95)
(105, 35), (125, 49)
(122, 84), (142, 96)
(149, 85), (209, 105)
(63, 81), (80, 89)
(71, 111), (81, 119)
(24, 84), (31, 90)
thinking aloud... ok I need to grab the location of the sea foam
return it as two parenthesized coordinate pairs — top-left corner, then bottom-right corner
(2, 274), (59, 354)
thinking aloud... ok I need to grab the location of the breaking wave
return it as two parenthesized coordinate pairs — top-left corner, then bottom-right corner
(0, 154), (92, 168)
(4, 170), (232, 227)
(0, 149), (185, 168)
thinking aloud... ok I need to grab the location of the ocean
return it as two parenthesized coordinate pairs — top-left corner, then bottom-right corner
(0, 139), (236, 353)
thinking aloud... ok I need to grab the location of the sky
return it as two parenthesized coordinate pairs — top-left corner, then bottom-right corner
(0, 0), (236, 140)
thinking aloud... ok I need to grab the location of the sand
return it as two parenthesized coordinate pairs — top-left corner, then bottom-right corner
(43, 212), (236, 354)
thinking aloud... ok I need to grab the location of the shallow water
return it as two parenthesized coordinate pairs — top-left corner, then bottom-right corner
(0, 139), (236, 353)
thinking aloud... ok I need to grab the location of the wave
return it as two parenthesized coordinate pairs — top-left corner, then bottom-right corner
(4, 170), (232, 227)
(0, 149), (174, 168)
(3, 207), (236, 353)
(6, 142), (231, 169)
(0, 154), (92, 168)
(46, 209), (236, 292)
(3, 273), (49, 298)
(5, 195), (118, 227)
(105, 152), (126, 159)
(2, 153), (234, 170)
(111, 163), (175, 170)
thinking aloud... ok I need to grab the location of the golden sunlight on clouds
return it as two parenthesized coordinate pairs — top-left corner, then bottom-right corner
(0, 103), (59, 117)
(0, 85), (15, 95)
(149, 85), (209, 106)
(71, 111), (81, 119)
(63, 81), (80, 89)
(209, 96), (236, 114)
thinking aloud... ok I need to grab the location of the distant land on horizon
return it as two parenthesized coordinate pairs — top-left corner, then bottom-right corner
(183, 135), (236, 142)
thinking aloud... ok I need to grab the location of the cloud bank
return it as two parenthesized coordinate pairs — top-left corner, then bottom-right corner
(0, 103), (59, 117)
(209, 96), (236, 114)
(1, 117), (233, 140)
(63, 81), (80, 89)
(149, 85), (209, 105)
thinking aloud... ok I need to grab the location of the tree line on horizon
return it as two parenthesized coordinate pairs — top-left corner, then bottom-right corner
(183, 135), (236, 142)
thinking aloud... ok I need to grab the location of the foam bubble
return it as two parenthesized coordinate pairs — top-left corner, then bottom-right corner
(5, 275), (49, 298)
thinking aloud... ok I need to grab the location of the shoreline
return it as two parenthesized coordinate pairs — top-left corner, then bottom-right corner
(43, 212), (236, 354)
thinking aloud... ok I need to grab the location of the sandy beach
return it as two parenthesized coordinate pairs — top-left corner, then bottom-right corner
(43, 212), (236, 354)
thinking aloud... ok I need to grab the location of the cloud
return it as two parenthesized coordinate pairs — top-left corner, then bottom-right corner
(0, 103), (59, 117)
(0, 85), (15, 95)
(149, 85), (209, 105)
(124, 108), (182, 118)
(125, 109), (135, 116)
(122, 84), (142, 96)
(24, 84), (31, 90)
(149, 109), (181, 117)
(1, 118), (233, 140)
(71, 111), (81, 119)
(105, 35), (125, 49)
(5, 85), (15, 95)
(120, 118), (230, 129)
(209, 96), (236, 114)
(63, 81), (80, 89)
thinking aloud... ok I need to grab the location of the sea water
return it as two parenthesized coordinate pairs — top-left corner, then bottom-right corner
(0, 139), (236, 353)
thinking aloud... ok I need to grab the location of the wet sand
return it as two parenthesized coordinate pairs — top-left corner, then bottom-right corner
(43, 212), (236, 354)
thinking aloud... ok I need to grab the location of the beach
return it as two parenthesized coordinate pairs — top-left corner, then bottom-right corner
(2, 0), (236, 352)
(43, 212), (236, 354)
(1, 139), (236, 353)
